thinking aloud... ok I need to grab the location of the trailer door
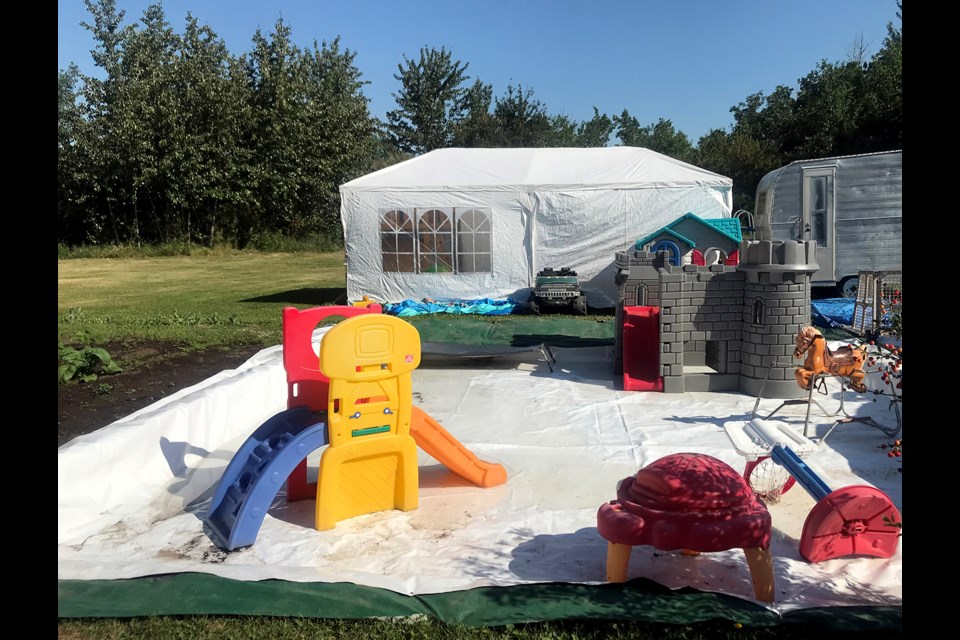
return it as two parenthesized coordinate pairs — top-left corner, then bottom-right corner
(801, 167), (836, 284)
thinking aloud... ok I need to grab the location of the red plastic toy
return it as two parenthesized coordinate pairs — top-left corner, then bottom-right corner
(597, 452), (774, 602)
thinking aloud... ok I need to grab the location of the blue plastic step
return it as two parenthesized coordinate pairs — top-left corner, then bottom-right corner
(206, 407), (330, 550)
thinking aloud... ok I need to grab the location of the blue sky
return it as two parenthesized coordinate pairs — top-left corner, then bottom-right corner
(58, 0), (899, 142)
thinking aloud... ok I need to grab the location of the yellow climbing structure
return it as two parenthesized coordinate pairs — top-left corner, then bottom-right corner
(315, 314), (421, 530)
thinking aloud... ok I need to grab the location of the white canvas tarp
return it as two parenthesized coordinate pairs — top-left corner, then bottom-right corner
(339, 147), (733, 306)
(58, 332), (902, 613)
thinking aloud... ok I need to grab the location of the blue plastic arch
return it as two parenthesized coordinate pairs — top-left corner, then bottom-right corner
(651, 240), (682, 266)
(206, 406), (330, 550)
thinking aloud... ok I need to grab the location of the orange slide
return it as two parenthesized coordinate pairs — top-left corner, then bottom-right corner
(410, 406), (507, 488)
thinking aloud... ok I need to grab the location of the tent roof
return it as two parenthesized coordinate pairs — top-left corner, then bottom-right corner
(341, 147), (732, 192)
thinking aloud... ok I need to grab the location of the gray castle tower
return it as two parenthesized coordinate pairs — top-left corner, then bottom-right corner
(736, 239), (819, 398)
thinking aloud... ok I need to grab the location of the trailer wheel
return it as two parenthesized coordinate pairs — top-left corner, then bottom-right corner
(837, 276), (859, 298)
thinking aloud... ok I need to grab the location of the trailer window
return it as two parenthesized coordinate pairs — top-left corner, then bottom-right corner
(809, 176), (828, 245)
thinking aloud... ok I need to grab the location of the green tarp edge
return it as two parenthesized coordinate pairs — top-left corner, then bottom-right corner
(58, 575), (901, 632)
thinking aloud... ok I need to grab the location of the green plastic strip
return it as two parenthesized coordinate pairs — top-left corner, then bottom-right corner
(58, 575), (900, 632)
(352, 425), (391, 437)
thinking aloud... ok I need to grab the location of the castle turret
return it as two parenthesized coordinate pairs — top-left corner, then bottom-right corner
(737, 239), (819, 397)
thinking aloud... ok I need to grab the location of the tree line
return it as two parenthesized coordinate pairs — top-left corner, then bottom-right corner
(58, 0), (902, 248)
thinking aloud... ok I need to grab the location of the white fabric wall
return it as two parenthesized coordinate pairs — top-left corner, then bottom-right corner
(342, 184), (731, 307)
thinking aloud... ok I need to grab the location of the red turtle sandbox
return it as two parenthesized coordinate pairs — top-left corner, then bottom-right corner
(597, 452), (775, 602)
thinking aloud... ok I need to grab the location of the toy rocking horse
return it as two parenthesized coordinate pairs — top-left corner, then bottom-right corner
(793, 326), (868, 393)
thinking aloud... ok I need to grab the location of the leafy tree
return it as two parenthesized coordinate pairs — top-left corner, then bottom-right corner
(491, 83), (552, 147)
(575, 108), (614, 147)
(58, 65), (85, 243)
(859, 7), (902, 151)
(245, 20), (307, 239)
(245, 21), (376, 241)
(451, 79), (496, 147)
(170, 14), (253, 245)
(729, 86), (797, 156)
(791, 60), (868, 158)
(614, 110), (697, 163)
(386, 46), (470, 154)
(295, 37), (377, 236)
(696, 129), (779, 211)
(546, 114), (579, 147)
(74, 0), (135, 244)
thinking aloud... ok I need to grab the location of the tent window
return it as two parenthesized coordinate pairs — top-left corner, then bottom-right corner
(380, 210), (416, 273)
(417, 209), (454, 273)
(456, 209), (491, 273)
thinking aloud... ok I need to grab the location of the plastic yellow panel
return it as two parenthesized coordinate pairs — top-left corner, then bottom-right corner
(315, 436), (419, 531)
(314, 314), (422, 529)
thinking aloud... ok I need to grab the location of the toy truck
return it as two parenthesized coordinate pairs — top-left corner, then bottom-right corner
(527, 268), (588, 315)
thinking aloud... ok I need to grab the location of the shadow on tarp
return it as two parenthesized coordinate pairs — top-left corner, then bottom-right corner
(241, 287), (346, 305)
(57, 574), (901, 632)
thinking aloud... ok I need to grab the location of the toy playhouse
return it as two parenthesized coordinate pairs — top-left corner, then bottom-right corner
(614, 213), (820, 397)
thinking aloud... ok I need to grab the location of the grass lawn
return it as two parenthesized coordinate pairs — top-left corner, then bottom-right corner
(57, 251), (899, 639)
(58, 251), (349, 349)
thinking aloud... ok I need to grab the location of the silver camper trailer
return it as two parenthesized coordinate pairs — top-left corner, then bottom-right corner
(752, 150), (901, 297)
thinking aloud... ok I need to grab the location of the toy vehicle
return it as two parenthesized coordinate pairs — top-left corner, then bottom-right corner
(527, 268), (588, 315)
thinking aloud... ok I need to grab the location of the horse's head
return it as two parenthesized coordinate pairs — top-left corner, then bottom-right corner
(794, 326), (822, 358)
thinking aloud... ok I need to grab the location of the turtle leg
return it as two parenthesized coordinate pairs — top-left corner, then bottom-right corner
(743, 547), (775, 602)
(606, 542), (633, 582)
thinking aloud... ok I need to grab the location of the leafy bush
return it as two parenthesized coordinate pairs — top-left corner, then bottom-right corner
(58, 342), (122, 384)
(245, 231), (344, 253)
(58, 241), (240, 259)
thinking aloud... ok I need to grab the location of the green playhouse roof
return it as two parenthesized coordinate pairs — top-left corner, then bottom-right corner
(635, 212), (742, 250)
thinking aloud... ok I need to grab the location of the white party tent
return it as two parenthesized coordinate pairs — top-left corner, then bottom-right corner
(339, 147), (733, 306)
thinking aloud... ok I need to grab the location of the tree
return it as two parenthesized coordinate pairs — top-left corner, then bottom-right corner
(575, 108), (614, 147)
(614, 110), (697, 163)
(546, 114), (578, 147)
(170, 14), (254, 245)
(59, 65), (85, 243)
(296, 37), (377, 236)
(696, 129), (779, 211)
(729, 86), (797, 156)
(451, 79), (496, 147)
(491, 83), (552, 147)
(386, 46), (470, 154)
(859, 6), (902, 151)
(791, 60), (868, 158)
(243, 21), (377, 242)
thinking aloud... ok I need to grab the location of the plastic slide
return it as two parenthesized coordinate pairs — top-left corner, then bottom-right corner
(622, 305), (663, 391)
(206, 406), (330, 550)
(409, 406), (507, 488)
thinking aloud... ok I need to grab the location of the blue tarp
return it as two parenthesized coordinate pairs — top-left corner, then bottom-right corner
(811, 298), (854, 328)
(384, 298), (518, 317)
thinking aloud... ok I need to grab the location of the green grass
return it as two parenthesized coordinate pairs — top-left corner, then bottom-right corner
(56, 615), (893, 639)
(58, 251), (349, 349)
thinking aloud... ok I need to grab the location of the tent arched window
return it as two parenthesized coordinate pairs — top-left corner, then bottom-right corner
(417, 209), (454, 273)
(456, 209), (491, 273)
(380, 209), (416, 272)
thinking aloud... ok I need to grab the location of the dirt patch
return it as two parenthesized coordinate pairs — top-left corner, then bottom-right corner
(57, 341), (265, 447)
